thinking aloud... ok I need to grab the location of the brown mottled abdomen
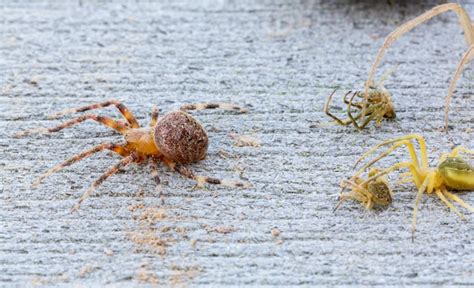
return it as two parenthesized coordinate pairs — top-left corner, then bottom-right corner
(154, 111), (208, 164)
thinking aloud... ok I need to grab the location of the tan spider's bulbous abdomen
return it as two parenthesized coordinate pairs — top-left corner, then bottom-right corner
(154, 111), (208, 164)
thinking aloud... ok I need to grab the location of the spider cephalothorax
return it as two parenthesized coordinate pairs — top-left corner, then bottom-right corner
(16, 100), (251, 211)
(348, 134), (474, 240)
(361, 3), (474, 130)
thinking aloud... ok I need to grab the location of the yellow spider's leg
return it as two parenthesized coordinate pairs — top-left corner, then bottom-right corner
(444, 45), (474, 131)
(443, 190), (474, 213)
(354, 134), (428, 170)
(411, 173), (433, 242)
(435, 189), (465, 220)
(355, 140), (418, 177)
(348, 92), (381, 130)
(362, 3), (474, 119)
(334, 193), (361, 211)
(150, 106), (159, 127)
(449, 146), (474, 157)
(361, 161), (420, 187)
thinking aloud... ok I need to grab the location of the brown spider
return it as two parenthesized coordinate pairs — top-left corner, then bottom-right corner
(16, 100), (251, 211)
(361, 3), (474, 130)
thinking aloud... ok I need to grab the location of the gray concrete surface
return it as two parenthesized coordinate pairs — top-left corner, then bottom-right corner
(1, 0), (473, 286)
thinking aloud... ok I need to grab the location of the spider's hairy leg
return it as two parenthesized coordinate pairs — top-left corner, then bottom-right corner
(324, 90), (354, 125)
(150, 106), (159, 127)
(15, 114), (129, 137)
(48, 99), (140, 128)
(354, 134), (428, 170)
(71, 154), (136, 212)
(444, 45), (474, 131)
(435, 189), (465, 220)
(163, 160), (252, 189)
(443, 190), (474, 212)
(180, 102), (248, 114)
(362, 3), (474, 119)
(32, 143), (129, 188)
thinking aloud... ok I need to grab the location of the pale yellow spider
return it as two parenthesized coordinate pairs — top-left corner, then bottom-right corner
(335, 168), (393, 211)
(362, 3), (474, 130)
(351, 134), (474, 240)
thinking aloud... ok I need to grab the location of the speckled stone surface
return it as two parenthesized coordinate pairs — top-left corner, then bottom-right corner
(1, 0), (473, 286)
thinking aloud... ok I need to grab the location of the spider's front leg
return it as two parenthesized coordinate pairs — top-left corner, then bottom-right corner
(48, 99), (140, 128)
(323, 90), (357, 126)
(15, 114), (129, 137)
(162, 159), (252, 189)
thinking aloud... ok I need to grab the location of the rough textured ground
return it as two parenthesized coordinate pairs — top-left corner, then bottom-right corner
(1, 0), (473, 286)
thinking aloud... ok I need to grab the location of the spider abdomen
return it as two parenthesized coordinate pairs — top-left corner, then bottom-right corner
(439, 157), (474, 190)
(154, 111), (208, 164)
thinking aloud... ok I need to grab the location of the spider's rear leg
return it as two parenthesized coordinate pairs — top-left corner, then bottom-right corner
(48, 99), (140, 128)
(324, 90), (356, 126)
(180, 102), (248, 114)
(32, 143), (129, 188)
(71, 153), (136, 212)
(16, 114), (128, 137)
(163, 159), (252, 189)
(444, 45), (474, 131)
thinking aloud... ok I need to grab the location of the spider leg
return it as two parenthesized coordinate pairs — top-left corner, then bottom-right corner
(354, 140), (419, 177)
(32, 143), (129, 188)
(411, 173), (432, 242)
(180, 102), (248, 114)
(16, 114), (128, 137)
(150, 106), (159, 127)
(362, 3), (474, 119)
(48, 99), (140, 128)
(163, 160), (252, 189)
(324, 90), (355, 125)
(443, 190), (474, 213)
(343, 91), (364, 108)
(360, 161), (418, 187)
(444, 45), (474, 131)
(435, 189), (465, 220)
(449, 146), (474, 157)
(71, 154), (136, 212)
(354, 134), (428, 170)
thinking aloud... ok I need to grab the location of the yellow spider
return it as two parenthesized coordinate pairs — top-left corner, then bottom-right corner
(361, 3), (474, 130)
(351, 134), (474, 240)
(335, 168), (393, 211)
(324, 70), (396, 130)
